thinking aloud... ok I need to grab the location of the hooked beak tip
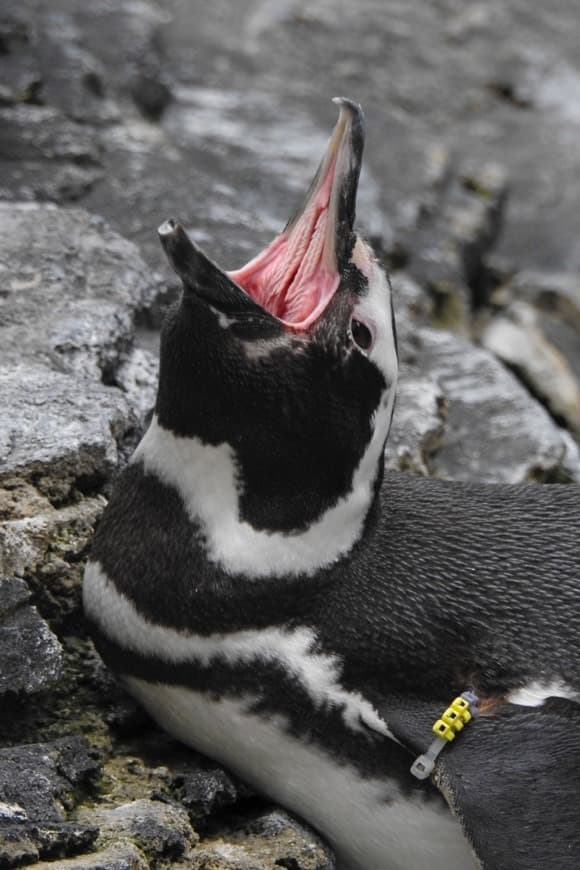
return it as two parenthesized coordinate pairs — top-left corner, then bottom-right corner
(158, 218), (178, 238)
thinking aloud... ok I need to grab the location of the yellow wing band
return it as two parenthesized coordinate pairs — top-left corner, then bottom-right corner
(432, 696), (473, 741)
(410, 690), (480, 780)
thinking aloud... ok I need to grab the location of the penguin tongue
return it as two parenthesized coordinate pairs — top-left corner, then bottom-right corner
(228, 99), (363, 331)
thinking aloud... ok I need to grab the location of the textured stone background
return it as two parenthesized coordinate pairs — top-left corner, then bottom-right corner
(1, 0), (579, 867)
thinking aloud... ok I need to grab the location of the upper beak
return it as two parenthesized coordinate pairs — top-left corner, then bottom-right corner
(286, 97), (365, 273)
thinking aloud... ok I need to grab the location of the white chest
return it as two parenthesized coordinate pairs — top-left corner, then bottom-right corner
(126, 678), (478, 870)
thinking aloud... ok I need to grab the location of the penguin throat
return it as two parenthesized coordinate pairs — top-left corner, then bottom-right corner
(228, 157), (340, 331)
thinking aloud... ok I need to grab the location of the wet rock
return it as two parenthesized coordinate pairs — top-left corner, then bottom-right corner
(0, 576), (63, 695)
(190, 809), (335, 870)
(415, 327), (580, 483)
(77, 799), (197, 863)
(481, 302), (580, 437)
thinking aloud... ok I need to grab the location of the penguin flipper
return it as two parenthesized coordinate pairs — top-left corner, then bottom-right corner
(435, 700), (580, 870)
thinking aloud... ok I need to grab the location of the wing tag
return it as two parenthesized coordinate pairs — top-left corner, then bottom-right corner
(410, 690), (480, 780)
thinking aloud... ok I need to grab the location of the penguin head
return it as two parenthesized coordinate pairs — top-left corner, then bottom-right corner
(156, 99), (398, 535)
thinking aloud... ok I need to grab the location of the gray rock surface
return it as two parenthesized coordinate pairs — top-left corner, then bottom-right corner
(385, 373), (446, 475)
(499, 270), (580, 329)
(481, 302), (580, 437)
(0, 576), (63, 695)
(0, 821), (98, 870)
(0, 738), (101, 823)
(415, 327), (580, 483)
(0, 203), (159, 377)
(169, 757), (251, 827)
(482, 270), (580, 438)
(34, 841), (147, 870)
(0, 203), (162, 498)
(77, 799), (198, 864)
(0, 738), (101, 867)
(190, 810), (335, 870)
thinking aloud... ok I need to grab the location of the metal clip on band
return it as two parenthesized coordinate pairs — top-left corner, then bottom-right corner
(411, 690), (479, 780)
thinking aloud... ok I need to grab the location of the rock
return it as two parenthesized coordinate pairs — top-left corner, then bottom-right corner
(446, 4), (497, 42)
(0, 496), (105, 628)
(33, 841), (147, 869)
(391, 271), (434, 341)
(385, 372), (446, 475)
(190, 809), (335, 870)
(0, 737), (100, 823)
(130, 71), (173, 122)
(481, 302), (580, 437)
(490, 269), (580, 400)
(0, 576), (63, 695)
(170, 756), (252, 827)
(77, 799), (198, 863)
(0, 203), (160, 376)
(0, 106), (102, 204)
(498, 269), (580, 330)
(0, 366), (132, 498)
(0, 737), (101, 865)
(114, 349), (158, 429)
(415, 327), (580, 483)
(0, 5), (32, 56)
(0, 821), (98, 869)
(0, 576), (29, 614)
(391, 159), (508, 330)
(0, 203), (163, 495)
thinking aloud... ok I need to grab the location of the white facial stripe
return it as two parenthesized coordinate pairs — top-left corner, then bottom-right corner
(83, 561), (396, 741)
(125, 680), (478, 870)
(353, 255), (398, 392)
(507, 680), (579, 707)
(132, 413), (384, 579)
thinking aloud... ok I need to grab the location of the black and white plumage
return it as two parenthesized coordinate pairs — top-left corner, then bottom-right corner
(84, 99), (580, 870)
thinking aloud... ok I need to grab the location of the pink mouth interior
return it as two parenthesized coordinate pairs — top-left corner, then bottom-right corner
(228, 157), (340, 330)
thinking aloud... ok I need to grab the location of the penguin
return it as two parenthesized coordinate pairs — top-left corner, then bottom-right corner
(84, 98), (580, 870)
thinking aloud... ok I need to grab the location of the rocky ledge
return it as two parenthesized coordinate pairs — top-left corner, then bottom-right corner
(1, 0), (580, 867)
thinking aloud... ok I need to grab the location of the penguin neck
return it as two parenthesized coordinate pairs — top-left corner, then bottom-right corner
(133, 414), (384, 580)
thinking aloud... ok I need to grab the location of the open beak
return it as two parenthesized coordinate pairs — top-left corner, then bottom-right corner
(159, 98), (365, 331)
(229, 97), (365, 329)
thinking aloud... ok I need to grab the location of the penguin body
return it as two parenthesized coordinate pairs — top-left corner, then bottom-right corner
(84, 100), (580, 870)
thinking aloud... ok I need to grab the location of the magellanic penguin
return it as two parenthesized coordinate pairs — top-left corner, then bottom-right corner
(84, 99), (580, 870)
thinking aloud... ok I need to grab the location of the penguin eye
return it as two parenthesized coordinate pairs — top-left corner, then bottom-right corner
(349, 317), (374, 353)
